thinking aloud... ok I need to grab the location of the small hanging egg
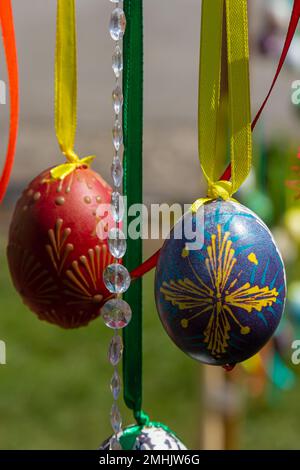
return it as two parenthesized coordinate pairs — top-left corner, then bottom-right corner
(7, 167), (114, 328)
(100, 424), (187, 450)
(155, 199), (286, 366)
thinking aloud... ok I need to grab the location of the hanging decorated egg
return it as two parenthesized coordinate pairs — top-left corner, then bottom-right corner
(100, 424), (187, 450)
(7, 167), (115, 329)
(155, 200), (286, 366)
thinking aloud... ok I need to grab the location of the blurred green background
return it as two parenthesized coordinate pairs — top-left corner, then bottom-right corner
(1, 0), (300, 450)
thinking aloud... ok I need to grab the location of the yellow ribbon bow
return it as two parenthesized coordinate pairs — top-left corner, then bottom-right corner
(191, 180), (235, 213)
(50, 152), (95, 180)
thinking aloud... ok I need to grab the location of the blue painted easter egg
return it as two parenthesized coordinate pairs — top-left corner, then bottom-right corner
(155, 200), (286, 366)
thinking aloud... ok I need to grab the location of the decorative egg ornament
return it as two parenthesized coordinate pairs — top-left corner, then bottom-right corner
(7, 166), (115, 328)
(155, 200), (286, 366)
(100, 424), (187, 450)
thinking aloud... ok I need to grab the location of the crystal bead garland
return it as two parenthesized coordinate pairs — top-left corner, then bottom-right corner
(101, 0), (131, 452)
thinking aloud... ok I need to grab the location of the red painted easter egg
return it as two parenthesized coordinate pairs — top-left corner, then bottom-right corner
(7, 167), (114, 328)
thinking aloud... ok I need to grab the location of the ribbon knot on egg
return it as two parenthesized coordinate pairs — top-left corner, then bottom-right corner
(50, 149), (95, 181)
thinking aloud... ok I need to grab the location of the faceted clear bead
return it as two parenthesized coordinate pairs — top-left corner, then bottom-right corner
(112, 120), (123, 151)
(110, 436), (122, 451)
(108, 228), (126, 259)
(108, 334), (123, 366)
(110, 370), (121, 400)
(111, 155), (123, 188)
(110, 402), (122, 433)
(103, 263), (131, 294)
(112, 47), (123, 79)
(112, 85), (123, 114)
(102, 298), (132, 329)
(109, 8), (126, 41)
(111, 191), (124, 223)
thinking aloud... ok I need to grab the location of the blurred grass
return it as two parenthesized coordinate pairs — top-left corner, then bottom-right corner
(244, 383), (300, 450)
(1, 235), (300, 449)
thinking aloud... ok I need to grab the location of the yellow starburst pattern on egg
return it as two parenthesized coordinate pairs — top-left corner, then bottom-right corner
(160, 225), (279, 358)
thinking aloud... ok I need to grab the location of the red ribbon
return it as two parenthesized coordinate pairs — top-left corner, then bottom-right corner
(0, 0), (19, 204)
(132, 0), (300, 279)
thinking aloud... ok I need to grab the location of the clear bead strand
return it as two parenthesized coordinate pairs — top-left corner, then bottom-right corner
(101, 0), (131, 452)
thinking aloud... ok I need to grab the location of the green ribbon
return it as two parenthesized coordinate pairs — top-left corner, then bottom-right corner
(123, 0), (144, 418)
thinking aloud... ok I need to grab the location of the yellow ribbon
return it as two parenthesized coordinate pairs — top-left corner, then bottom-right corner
(51, 0), (94, 181)
(50, 153), (95, 180)
(198, 0), (252, 199)
(191, 181), (237, 214)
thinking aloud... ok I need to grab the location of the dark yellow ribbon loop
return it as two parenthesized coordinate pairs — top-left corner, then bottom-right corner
(191, 180), (236, 214)
(207, 180), (233, 200)
(51, 0), (94, 181)
(199, 0), (252, 199)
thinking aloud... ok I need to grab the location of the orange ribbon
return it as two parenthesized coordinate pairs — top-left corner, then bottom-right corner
(0, 0), (19, 203)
